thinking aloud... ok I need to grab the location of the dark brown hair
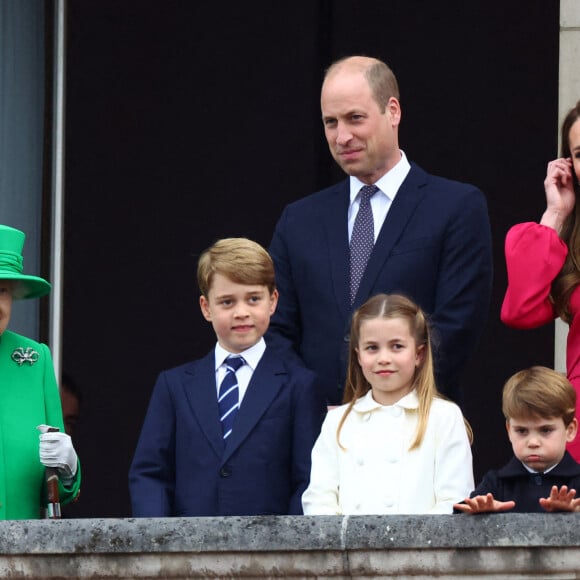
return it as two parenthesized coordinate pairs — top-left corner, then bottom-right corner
(551, 100), (580, 322)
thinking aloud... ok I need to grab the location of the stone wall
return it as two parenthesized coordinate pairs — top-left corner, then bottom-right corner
(0, 514), (579, 578)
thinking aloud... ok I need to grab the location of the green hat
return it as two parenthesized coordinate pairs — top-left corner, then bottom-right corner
(0, 225), (51, 299)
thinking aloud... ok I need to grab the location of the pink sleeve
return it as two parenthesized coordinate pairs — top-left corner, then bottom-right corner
(501, 222), (568, 329)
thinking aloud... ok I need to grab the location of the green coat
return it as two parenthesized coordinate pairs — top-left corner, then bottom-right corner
(0, 330), (81, 519)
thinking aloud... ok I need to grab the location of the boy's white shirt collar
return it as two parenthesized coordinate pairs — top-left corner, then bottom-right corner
(521, 459), (558, 475)
(214, 337), (266, 371)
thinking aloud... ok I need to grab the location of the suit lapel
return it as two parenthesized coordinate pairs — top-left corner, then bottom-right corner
(222, 349), (285, 464)
(325, 180), (351, 319)
(182, 351), (224, 458)
(354, 164), (428, 308)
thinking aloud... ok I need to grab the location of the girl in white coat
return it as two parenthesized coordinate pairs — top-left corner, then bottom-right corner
(302, 293), (474, 515)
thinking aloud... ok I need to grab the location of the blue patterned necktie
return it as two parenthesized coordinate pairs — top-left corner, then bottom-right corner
(218, 356), (245, 439)
(350, 185), (378, 304)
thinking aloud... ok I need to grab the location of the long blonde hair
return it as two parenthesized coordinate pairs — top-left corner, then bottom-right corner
(337, 294), (444, 450)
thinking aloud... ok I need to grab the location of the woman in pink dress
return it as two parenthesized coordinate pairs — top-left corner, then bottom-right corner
(502, 101), (580, 460)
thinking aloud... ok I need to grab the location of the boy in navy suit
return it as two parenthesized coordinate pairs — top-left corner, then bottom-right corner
(129, 238), (325, 516)
(454, 366), (580, 514)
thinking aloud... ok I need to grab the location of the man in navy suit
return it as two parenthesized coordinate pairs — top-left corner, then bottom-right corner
(129, 238), (324, 516)
(268, 55), (492, 406)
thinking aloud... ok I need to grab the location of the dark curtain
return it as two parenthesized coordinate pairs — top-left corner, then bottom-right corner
(64, 0), (559, 517)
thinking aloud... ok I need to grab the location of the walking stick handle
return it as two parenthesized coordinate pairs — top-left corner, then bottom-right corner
(45, 427), (61, 519)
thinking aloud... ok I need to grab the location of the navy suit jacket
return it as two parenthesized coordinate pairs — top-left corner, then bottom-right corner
(129, 347), (324, 517)
(268, 163), (493, 405)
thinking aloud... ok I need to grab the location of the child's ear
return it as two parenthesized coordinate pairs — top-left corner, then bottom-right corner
(199, 295), (212, 321)
(415, 344), (425, 367)
(566, 418), (578, 443)
(269, 289), (279, 315)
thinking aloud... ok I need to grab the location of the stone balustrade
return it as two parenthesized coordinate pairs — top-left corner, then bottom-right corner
(0, 514), (579, 578)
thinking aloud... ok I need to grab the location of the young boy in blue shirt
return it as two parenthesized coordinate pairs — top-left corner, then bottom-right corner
(455, 366), (580, 514)
(129, 238), (325, 516)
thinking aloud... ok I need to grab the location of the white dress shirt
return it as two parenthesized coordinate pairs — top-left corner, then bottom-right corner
(302, 389), (474, 515)
(347, 150), (411, 242)
(214, 338), (266, 405)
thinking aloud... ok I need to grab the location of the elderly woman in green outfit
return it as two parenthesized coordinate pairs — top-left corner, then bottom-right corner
(0, 224), (80, 519)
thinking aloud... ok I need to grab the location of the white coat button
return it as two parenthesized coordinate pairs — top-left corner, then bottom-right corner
(391, 407), (402, 417)
(357, 457), (364, 466)
(364, 413), (371, 422)
(384, 498), (394, 507)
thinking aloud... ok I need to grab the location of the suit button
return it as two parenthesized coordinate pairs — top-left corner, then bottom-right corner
(220, 468), (231, 478)
(343, 335), (349, 343)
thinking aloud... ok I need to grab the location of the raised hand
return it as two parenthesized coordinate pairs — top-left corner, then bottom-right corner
(539, 485), (580, 512)
(541, 157), (576, 233)
(454, 493), (515, 514)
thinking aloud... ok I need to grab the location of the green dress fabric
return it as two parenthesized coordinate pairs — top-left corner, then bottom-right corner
(0, 330), (81, 519)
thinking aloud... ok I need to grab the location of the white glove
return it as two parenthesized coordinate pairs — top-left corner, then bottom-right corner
(37, 424), (78, 481)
